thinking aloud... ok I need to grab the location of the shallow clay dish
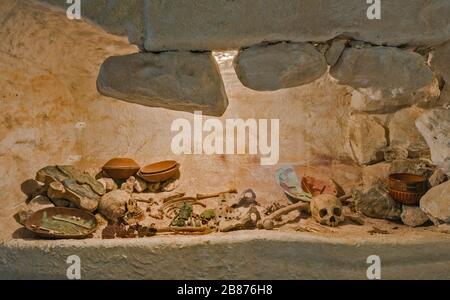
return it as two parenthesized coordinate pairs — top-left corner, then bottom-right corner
(138, 164), (180, 183)
(140, 160), (178, 174)
(388, 173), (427, 205)
(25, 207), (97, 239)
(102, 158), (140, 179)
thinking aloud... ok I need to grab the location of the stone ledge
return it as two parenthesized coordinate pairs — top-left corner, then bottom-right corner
(1, 231), (449, 279)
(37, 0), (450, 51)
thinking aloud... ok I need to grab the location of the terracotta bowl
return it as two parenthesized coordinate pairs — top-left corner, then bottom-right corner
(140, 160), (178, 174)
(102, 158), (140, 179)
(388, 173), (427, 205)
(25, 207), (97, 239)
(137, 164), (180, 183)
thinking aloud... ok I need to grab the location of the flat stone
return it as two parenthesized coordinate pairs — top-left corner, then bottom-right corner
(353, 181), (402, 220)
(428, 169), (448, 187)
(401, 205), (429, 227)
(420, 181), (450, 223)
(39, 1), (450, 51)
(416, 108), (450, 175)
(233, 42), (327, 91)
(331, 47), (433, 100)
(349, 79), (441, 114)
(388, 107), (429, 155)
(325, 39), (347, 66)
(97, 52), (228, 116)
(347, 114), (387, 165)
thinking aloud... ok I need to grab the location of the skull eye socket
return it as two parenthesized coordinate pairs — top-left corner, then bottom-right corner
(319, 208), (328, 218)
(333, 207), (342, 216)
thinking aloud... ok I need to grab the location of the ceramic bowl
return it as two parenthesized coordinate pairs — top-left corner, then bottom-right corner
(102, 158), (140, 179)
(140, 160), (178, 174)
(388, 173), (427, 205)
(137, 163), (180, 183)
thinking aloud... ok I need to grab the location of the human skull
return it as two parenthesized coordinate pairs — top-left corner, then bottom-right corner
(310, 194), (344, 227)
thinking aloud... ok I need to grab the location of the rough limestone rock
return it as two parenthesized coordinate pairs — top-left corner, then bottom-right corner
(97, 178), (118, 193)
(420, 181), (450, 223)
(428, 169), (448, 187)
(325, 39), (347, 66)
(440, 86), (450, 107)
(401, 205), (429, 227)
(431, 41), (450, 82)
(121, 176), (136, 193)
(349, 79), (441, 114)
(388, 107), (429, 156)
(97, 52), (228, 116)
(416, 109), (450, 175)
(233, 42), (327, 91)
(38, 0), (450, 51)
(331, 47), (433, 100)
(133, 177), (148, 193)
(347, 114), (387, 165)
(353, 181), (402, 220)
(361, 162), (391, 187)
(384, 146), (409, 162)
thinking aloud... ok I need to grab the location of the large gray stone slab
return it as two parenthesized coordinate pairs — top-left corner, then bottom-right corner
(38, 0), (450, 51)
(97, 51), (228, 116)
(233, 42), (327, 91)
(431, 41), (450, 82)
